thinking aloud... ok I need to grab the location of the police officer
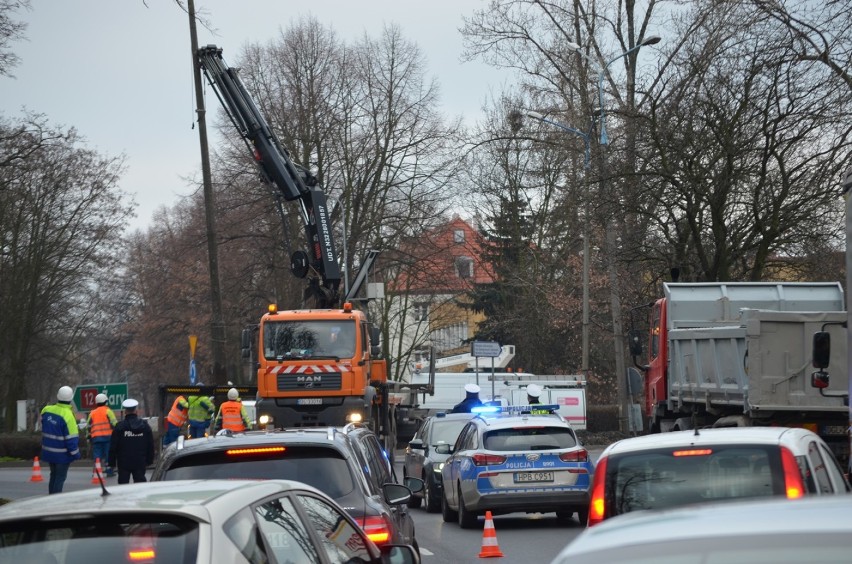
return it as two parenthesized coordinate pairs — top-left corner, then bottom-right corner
(86, 393), (117, 477)
(526, 384), (542, 405)
(451, 383), (483, 413)
(40, 386), (82, 494)
(162, 394), (188, 446)
(109, 398), (154, 484)
(187, 385), (215, 438)
(215, 388), (252, 432)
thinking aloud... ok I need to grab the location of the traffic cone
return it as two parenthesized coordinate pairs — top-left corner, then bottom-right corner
(91, 458), (104, 484)
(478, 510), (504, 558)
(29, 456), (44, 482)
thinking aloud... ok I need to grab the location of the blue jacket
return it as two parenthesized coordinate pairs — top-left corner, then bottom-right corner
(41, 403), (81, 464)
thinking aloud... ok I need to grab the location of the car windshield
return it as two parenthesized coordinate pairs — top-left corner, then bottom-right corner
(608, 444), (783, 516)
(483, 426), (577, 451)
(161, 446), (357, 499)
(262, 320), (356, 360)
(430, 419), (469, 446)
(0, 514), (199, 564)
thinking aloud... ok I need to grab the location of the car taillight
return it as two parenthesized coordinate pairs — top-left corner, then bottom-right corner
(472, 453), (507, 466)
(587, 456), (608, 526)
(559, 448), (588, 462)
(355, 515), (392, 545)
(127, 549), (156, 562)
(780, 446), (805, 499)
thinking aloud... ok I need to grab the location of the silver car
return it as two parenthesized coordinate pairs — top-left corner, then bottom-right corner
(552, 495), (852, 564)
(588, 426), (850, 526)
(0, 479), (419, 564)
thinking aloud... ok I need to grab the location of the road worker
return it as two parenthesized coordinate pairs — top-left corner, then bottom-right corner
(40, 385), (82, 494)
(86, 393), (117, 477)
(187, 385), (215, 438)
(163, 394), (189, 446)
(215, 388), (252, 432)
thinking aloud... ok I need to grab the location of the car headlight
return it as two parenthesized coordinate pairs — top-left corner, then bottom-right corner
(434, 462), (444, 472)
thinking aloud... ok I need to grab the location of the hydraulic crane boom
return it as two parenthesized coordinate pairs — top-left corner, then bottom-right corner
(197, 45), (341, 308)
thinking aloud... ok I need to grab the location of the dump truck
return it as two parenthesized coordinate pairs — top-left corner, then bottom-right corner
(628, 282), (849, 467)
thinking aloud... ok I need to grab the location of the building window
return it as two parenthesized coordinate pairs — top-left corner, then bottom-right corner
(455, 256), (474, 279)
(454, 229), (465, 243)
(430, 321), (469, 353)
(413, 302), (429, 322)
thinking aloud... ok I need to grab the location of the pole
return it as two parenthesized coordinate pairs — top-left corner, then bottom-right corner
(845, 166), (852, 473)
(581, 175), (590, 374)
(188, 0), (228, 384)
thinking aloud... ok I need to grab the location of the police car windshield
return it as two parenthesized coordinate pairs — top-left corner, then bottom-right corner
(263, 320), (356, 360)
(484, 427), (577, 451)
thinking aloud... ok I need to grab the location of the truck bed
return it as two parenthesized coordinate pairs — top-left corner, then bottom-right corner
(668, 308), (847, 414)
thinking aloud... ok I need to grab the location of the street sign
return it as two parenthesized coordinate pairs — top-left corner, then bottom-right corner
(471, 340), (501, 358)
(189, 359), (198, 385)
(74, 383), (128, 412)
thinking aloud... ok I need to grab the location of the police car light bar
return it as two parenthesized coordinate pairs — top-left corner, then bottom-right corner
(471, 404), (559, 415)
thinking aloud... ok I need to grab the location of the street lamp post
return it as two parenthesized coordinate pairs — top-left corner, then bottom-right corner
(525, 111), (592, 375)
(566, 35), (660, 432)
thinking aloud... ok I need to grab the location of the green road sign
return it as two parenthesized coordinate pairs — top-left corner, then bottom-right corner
(74, 383), (128, 412)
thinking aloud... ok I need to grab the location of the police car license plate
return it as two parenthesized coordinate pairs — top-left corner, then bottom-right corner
(514, 471), (554, 483)
(297, 398), (322, 405)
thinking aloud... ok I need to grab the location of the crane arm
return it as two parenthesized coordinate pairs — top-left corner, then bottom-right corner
(196, 44), (341, 307)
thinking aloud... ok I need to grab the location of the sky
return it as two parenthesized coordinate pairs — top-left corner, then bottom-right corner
(2, 0), (511, 231)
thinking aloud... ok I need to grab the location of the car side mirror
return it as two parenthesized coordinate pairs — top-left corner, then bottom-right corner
(408, 438), (424, 451)
(403, 476), (424, 495)
(434, 443), (452, 455)
(380, 544), (420, 564)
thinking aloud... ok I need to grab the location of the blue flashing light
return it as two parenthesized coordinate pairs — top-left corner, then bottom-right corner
(473, 404), (560, 415)
(471, 405), (502, 414)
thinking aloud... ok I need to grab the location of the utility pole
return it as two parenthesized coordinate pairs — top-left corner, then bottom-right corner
(187, 0), (228, 384)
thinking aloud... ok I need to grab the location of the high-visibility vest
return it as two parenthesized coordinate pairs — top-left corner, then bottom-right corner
(166, 396), (189, 427)
(187, 395), (214, 422)
(87, 405), (116, 439)
(218, 401), (248, 432)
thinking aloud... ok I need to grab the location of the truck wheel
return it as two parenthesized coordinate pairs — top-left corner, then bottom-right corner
(457, 485), (478, 529)
(441, 488), (457, 523)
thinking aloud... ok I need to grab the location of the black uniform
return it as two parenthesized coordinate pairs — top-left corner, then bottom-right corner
(109, 413), (154, 484)
(450, 393), (483, 414)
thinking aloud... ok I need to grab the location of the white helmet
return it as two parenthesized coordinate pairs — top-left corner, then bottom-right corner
(57, 386), (74, 402)
(227, 388), (239, 401)
(526, 384), (542, 398)
(95, 393), (108, 405)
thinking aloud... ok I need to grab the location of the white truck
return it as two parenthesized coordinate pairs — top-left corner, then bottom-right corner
(629, 281), (850, 468)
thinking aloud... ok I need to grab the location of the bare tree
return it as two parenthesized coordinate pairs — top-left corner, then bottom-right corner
(0, 113), (133, 427)
(0, 0), (29, 77)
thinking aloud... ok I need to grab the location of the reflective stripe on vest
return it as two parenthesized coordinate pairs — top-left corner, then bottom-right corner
(220, 401), (246, 432)
(88, 406), (114, 438)
(167, 396), (188, 427)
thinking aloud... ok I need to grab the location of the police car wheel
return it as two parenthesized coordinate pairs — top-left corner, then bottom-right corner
(457, 486), (478, 529)
(576, 507), (589, 526)
(441, 489), (457, 522)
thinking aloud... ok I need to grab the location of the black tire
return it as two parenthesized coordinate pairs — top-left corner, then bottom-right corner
(457, 485), (478, 529)
(407, 488), (422, 509)
(424, 475), (441, 513)
(555, 510), (573, 521)
(576, 506), (589, 526)
(441, 488), (458, 523)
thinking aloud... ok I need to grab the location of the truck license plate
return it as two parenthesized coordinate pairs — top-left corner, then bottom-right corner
(514, 471), (554, 483)
(296, 398), (322, 405)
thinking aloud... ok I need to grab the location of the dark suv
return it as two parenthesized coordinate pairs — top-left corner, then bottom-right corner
(151, 425), (423, 553)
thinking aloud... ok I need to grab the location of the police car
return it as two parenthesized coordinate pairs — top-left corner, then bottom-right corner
(437, 404), (594, 528)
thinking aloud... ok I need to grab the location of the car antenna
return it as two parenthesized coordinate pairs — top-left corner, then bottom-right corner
(94, 465), (111, 497)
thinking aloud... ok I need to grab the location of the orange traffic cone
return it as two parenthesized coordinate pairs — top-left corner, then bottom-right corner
(29, 456), (44, 482)
(478, 510), (504, 558)
(91, 458), (104, 484)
